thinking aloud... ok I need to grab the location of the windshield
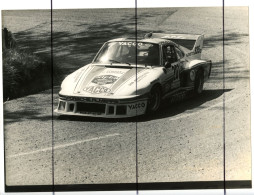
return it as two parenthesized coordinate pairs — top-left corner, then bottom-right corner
(93, 41), (160, 66)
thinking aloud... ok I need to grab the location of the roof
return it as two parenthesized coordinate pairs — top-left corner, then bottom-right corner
(151, 33), (202, 40)
(108, 37), (174, 45)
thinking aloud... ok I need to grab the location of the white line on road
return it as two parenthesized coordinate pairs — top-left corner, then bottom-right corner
(7, 133), (120, 159)
(168, 94), (244, 121)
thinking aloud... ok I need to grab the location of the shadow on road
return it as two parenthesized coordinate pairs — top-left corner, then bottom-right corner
(12, 9), (175, 78)
(4, 109), (53, 125)
(207, 59), (249, 83)
(137, 88), (232, 122)
(57, 89), (232, 123)
(204, 32), (249, 49)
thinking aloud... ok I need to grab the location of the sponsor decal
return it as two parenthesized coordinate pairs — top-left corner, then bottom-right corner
(60, 95), (117, 103)
(129, 72), (149, 86)
(128, 102), (146, 110)
(74, 66), (105, 94)
(105, 70), (126, 74)
(194, 45), (202, 53)
(186, 46), (202, 57)
(161, 35), (184, 39)
(92, 75), (119, 85)
(118, 42), (153, 47)
(135, 72), (149, 82)
(83, 86), (111, 94)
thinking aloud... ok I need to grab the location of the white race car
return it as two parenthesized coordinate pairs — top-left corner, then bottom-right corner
(55, 33), (212, 118)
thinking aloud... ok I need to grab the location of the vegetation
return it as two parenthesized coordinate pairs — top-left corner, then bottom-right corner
(2, 29), (61, 100)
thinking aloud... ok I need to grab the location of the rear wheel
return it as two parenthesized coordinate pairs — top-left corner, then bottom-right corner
(147, 86), (161, 113)
(194, 70), (204, 95)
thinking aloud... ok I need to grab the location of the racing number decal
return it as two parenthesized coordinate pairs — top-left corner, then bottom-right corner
(172, 63), (180, 80)
(163, 45), (180, 83)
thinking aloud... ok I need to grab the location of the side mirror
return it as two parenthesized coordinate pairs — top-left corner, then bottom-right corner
(164, 61), (171, 68)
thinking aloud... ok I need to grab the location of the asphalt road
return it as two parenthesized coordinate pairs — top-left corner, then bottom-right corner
(3, 7), (251, 186)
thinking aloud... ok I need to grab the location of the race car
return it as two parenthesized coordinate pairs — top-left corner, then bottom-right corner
(55, 33), (212, 118)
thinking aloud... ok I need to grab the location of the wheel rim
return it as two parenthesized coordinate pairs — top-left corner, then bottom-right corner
(149, 89), (160, 111)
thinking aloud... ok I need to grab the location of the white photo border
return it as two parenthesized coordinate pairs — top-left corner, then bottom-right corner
(0, 0), (253, 194)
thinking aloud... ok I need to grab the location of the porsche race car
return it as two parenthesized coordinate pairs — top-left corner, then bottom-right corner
(55, 33), (212, 118)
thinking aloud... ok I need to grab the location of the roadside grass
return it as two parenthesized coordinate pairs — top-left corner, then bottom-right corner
(3, 46), (61, 101)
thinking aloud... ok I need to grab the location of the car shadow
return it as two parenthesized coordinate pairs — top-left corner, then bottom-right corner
(57, 89), (232, 123)
(137, 89), (232, 122)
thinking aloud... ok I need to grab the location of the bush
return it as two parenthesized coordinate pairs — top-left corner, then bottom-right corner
(3, 47), (61, 100)
(2, 27), (17, 49)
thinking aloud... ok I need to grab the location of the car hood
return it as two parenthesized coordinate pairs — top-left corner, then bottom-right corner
(60, 64), (159, 97)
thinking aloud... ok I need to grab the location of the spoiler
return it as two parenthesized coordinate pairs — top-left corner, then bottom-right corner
(144, 33), (204, 59)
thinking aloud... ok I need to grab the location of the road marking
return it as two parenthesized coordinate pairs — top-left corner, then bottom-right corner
(7, 133), (120, 159)
(168, 94), (243, 121)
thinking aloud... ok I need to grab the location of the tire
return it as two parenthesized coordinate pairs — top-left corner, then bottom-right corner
(194, 70), (204, 95)
(147, 86), (162, 113)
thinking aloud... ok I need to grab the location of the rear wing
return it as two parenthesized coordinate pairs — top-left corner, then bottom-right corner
(145, 33), (204, 59)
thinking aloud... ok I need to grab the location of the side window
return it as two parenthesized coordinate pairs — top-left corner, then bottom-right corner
(163, 45), (178, 64)
(175, 47), (184, 60)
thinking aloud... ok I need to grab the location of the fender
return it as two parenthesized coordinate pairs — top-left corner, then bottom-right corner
(183, 60), (212, 84)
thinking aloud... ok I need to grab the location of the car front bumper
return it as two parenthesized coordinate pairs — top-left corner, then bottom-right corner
(54, 94), (148, 118)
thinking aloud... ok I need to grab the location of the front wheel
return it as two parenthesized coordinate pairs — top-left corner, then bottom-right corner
(194, 70), (204, 95)
(147, 86), (161, 113)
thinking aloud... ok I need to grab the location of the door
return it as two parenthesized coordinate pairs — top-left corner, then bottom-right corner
(162, 44), (181, 90)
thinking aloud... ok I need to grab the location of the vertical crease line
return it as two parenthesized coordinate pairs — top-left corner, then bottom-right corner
(223, 0), (226, 194)
(50, 0), (55, 194)
(135, 0), (139, 194)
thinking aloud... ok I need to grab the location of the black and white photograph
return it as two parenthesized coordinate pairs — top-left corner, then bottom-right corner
(1, 0), (253, 194)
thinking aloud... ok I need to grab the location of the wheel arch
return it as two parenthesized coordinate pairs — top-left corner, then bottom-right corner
(147, 82), (163, 113)
(196, 65), (204, 72)
(193, 66), (205, 95)
(150, 82), (163, 94)
(195, 66), (205, 80)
